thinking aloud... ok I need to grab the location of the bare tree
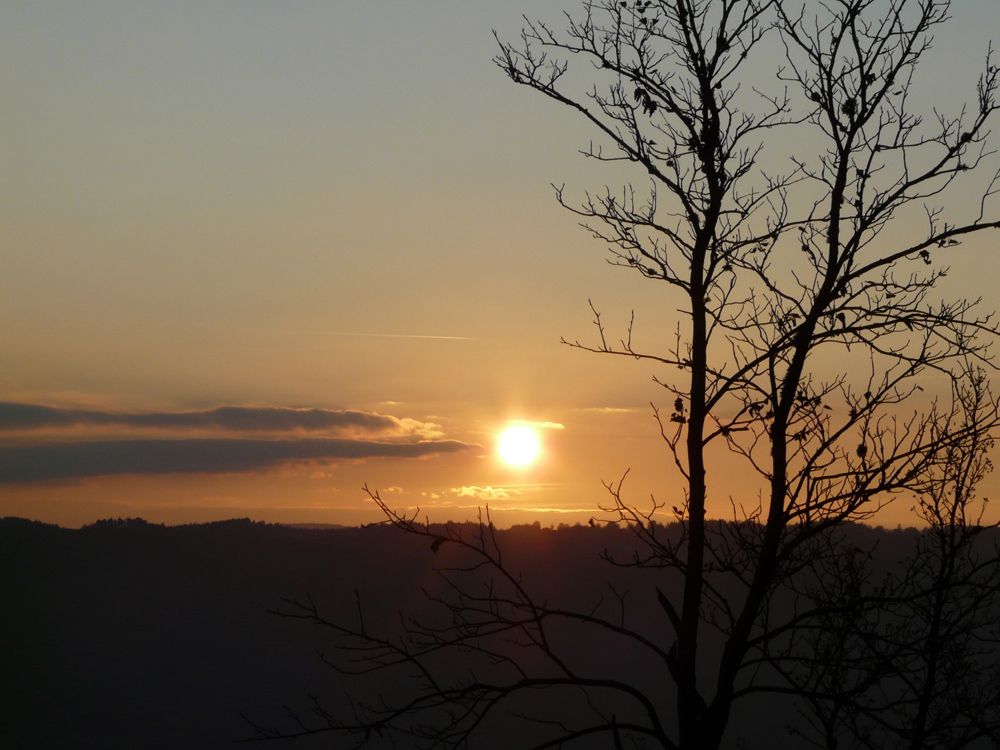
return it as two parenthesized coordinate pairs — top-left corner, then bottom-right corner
(254, 1), (1000, 748)
(779, 365), (1000, 750)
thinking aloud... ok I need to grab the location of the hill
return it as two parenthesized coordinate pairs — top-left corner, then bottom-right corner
(0, 516), (992, 749)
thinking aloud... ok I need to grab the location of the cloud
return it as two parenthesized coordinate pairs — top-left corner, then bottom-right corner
(509, 420), (565, 430)
(0, 438), (475, 484)
(0, 402), (441, 438)
(452, 486), (521, 501)
(491, 506), (599, 514)
(326, 332), (478, 341)
(393, 418), (443, 439)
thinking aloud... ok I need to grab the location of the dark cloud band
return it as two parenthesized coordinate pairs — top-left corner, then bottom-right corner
(0, 403), (415, 434)
(0, 438), (473, 483)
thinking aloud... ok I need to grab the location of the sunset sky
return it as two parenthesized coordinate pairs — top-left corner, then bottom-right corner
(3, 1), (1000, 528)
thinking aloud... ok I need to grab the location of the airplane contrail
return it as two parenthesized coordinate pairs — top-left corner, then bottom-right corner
(326, 332), (479, 341)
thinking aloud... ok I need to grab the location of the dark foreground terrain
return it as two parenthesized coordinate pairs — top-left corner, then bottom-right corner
(0, 516), (987, 749)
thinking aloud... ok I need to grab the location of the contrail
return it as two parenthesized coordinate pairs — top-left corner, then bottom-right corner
(327, 332), (479, 341)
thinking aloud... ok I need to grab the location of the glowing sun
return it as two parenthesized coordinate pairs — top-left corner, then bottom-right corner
(498, 426), (540, 467)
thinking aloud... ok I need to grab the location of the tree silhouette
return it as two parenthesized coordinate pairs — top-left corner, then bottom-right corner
(257, 1), (1000, 748)
(758, 365), (1000, 750)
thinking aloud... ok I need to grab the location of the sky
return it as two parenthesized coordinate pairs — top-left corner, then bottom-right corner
(2, 1), (999, 528)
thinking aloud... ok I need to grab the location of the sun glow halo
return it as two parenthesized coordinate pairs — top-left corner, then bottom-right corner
(498, 426), (540, 467)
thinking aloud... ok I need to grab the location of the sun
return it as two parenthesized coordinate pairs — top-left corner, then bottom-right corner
(498, 426), (540, 467)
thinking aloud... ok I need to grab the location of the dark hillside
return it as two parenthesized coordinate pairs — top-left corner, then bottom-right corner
(1, 517), (994, 749)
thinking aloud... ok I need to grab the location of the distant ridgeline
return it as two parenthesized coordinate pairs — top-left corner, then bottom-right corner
(2, 517), (998, 749)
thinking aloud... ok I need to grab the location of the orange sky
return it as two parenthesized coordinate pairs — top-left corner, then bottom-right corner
(2, 1), (1000, 528)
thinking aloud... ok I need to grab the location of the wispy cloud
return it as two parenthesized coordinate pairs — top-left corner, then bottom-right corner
(452, 486), (521, 501)
(0, 403), (441, 439)
(493, 506), (600, 514)
(572, 407), (639, 414)
(508, 420), (565, 430)
(0, 401), (477, 483)
(0, 438), (474, 484)
(326, 332), (478, 341)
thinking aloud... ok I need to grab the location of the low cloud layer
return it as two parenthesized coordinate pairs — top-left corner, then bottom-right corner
(453, 486), (521, 501)
(0, 402), (440, 439)
(0, 438), (474, 483)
